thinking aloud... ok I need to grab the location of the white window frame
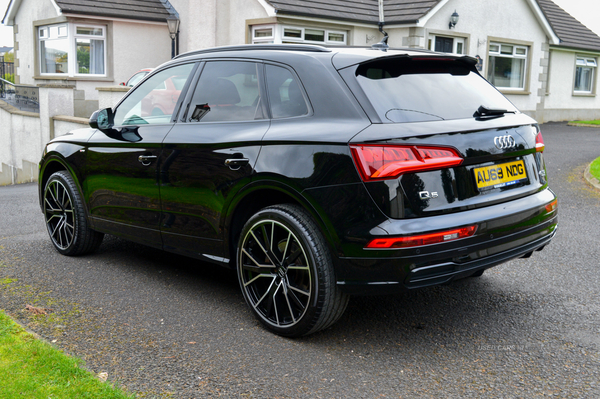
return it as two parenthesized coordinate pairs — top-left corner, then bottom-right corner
(252, 25), (275, 44)
(38, 22), (107, 78)
(251, 24), (347, 45)
(487, 42), (529, 91)
(427, 34), (465, 55)
(574, 56), (597, 94)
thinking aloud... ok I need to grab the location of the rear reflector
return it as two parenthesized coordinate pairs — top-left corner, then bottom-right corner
(366, 225), (478, 249)
(545, 199), (557, 213)
(350, 144), (463, 181)
(535, 132), (545, 152)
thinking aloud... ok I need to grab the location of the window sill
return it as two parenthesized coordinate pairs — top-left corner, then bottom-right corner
(34, 75), (114, 82)
(498, 89), (531, 96)
(572, 92), (596, 97)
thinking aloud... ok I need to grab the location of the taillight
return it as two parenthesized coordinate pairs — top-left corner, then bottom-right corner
(535, 132), (545, 152)
(366, 225), (478, 249)
(350, 144), (463, 181)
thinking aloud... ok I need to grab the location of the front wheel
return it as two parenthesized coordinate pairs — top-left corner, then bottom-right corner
(43, 171), (104, 256)
(237, 204), (348, 337)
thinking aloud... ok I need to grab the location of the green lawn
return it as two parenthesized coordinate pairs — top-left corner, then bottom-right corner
(571, 120), (600, 126)
(0, 310), (133, 399)
(591, 157), (600, 181)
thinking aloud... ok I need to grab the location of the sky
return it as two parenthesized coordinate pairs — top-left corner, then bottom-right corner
(0, 0), (599, 48)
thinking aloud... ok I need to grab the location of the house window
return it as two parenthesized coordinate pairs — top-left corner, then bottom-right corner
(574, 57), (597, 93)
(487, 42), (528, 90)
(252, 25), (275, 44)
(75, 26), (105, 75)
(282, 26), (346, 44)
(251, 24), (347, 45)
(38, 23), (107, 77)
(39, 24), (69, 74)
(428, 35), (465, 54)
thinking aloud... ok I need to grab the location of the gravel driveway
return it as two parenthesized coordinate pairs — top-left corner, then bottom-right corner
(1, 122), (599, 398)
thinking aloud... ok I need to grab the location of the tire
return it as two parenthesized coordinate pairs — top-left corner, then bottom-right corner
(237, 204), (349, 337)
(43, 171), (104, 256)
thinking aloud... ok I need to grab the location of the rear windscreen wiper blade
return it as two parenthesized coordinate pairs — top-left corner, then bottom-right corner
(474, 105), (516, 119)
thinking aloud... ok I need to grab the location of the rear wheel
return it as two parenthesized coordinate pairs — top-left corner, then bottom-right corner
(237, 204), (348, 337)
(43, 171), (104, 256)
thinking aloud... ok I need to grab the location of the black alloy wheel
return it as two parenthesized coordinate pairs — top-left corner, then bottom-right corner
(43, 171), (104, 256)
(237, 204), (348, 337)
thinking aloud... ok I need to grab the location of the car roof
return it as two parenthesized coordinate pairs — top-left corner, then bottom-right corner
(171, 44), (473, 70)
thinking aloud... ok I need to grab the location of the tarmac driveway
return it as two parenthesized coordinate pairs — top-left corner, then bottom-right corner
(0, 122), (599, 398)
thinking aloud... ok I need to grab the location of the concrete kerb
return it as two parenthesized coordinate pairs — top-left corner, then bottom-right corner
(584, 164), (600, 190)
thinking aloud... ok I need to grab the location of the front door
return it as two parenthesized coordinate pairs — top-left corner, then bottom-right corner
(83, 63), (196, 248)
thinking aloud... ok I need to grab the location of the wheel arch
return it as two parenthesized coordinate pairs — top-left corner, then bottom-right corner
(224, 181), (341, 269)
(38, 156), (84, 212)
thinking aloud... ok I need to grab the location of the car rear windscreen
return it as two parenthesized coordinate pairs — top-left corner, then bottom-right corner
(352, 58), (518, 123)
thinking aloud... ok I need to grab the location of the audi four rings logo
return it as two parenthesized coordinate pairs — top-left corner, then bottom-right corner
(494, 135), (516, 150)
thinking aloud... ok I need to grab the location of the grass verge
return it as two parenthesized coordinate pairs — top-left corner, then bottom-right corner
(591, 157), (600, 181)
(571, 120), (600, 126)
(0, 310), (133, 399)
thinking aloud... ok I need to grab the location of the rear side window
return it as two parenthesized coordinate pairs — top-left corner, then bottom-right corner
(353, 58), (517, 123)
(265, 64), (308, 119)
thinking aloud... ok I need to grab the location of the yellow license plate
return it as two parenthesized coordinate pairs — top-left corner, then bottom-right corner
(474, 160), (527, 190)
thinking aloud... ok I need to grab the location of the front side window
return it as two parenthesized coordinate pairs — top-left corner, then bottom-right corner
(187, 61), (264, 123)
(38, 23), (107, 77)
(113, 63), (194, 126)
(574, 57), (597, 93)
(487, 42), (528, 90)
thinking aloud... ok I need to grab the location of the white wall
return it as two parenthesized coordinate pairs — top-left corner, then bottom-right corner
(546, 49), (600, 110)
(542, 49), (600, 121)
(111, 20), (171, 86)
(97, 86), (130, 110)
(0, 89), (87, 185)
(169, 0), (270, 51)
(0, 102), (42, 185)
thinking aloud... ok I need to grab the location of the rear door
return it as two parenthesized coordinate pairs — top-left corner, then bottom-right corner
(159, 60), (268, 259)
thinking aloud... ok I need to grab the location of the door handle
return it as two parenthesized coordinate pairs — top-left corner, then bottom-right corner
(225, 158), (249, 170)
(138, 155), (157, 166)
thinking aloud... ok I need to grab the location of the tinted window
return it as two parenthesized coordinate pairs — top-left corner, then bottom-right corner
(354, 58), (517, 123)
(114, 63), (194, 126)
(126, 71), (148, 87)
(187, 61), (263, 122)
(265, 64), (308, 119)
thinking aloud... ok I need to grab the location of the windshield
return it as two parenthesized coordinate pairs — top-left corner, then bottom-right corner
(352, 58), (518, 123)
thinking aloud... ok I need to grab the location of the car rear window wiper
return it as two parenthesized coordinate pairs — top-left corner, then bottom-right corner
(474, 105), (516, 119)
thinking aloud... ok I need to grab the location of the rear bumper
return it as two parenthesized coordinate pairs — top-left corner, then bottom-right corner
(335, 188), (558, 295)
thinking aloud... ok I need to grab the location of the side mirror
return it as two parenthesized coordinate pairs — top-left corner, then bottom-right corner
(89, 108), (114, 130)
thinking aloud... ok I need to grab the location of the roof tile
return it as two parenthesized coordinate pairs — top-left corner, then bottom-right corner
(55, 0), (171, 22)
(536, 0), (600, 52)
(266, 0), (442, 24)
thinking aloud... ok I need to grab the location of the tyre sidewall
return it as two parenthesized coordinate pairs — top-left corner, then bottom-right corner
(237, 206), (328, 337)
(44, 171), (87, 256)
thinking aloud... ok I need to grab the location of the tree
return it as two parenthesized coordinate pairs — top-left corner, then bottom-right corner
(3, 51), (14, 62)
